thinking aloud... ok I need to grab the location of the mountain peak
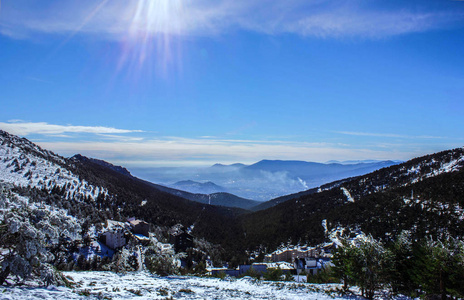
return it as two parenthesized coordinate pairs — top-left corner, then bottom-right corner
(72, 154), (131, 177)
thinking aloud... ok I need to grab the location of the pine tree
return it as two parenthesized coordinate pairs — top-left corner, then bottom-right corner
(412, 237), (464, 299)
(388, 231), (419, 296)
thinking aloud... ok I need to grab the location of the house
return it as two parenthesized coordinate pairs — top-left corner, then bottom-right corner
(294, 257), (333, 275)
(100, 220), (129, 249)
(267, 242), (337, 263)
(269, 246), (317, 262)
(128, 219), (150, 237)
(170, 231), (194, 252)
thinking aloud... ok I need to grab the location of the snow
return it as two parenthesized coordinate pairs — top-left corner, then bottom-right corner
(0, 190), (81, 242)
(0, 133), (108, 202)
(265, 261), (294, 270)
(436, 155), (464, 173)
(322, 219), (328, 233)
(341, 187), (354, 203)
(405, 152), (464, 181)
(133, 234), (150, 241)
(0, 271), (354, 299)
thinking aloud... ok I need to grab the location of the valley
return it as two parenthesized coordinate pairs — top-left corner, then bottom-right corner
(1, 129), (464, 298)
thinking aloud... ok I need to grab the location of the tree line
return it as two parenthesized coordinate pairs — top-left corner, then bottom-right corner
(331, 232), (464, 299)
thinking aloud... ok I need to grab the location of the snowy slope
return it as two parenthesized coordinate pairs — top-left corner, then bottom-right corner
(0, 130), (107, 201)
(338, 147), (464, 201)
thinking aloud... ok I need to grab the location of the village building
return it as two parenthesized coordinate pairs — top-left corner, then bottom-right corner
(128, 219), (150, 237)
(267, 246), (317, 262)
(294, 256), (334, 275)
(170, 231), (194, 252)
(267, 242), (336, 263)
(100, 220), (129, 250)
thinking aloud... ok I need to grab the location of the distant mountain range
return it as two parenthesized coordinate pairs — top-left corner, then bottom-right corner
(131, 159), (400, 201)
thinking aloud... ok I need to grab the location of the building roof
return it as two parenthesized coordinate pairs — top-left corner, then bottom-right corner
(129, 219), (148, 226)
(106, 220), (129, 231)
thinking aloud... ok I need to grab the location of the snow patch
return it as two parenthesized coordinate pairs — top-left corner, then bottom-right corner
(341, 187), (354, 203)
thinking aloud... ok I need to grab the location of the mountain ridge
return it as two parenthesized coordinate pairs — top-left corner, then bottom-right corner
(2, 129), (464, 264)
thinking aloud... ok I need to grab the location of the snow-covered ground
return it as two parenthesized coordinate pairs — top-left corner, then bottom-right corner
(0, 271), (358, 299)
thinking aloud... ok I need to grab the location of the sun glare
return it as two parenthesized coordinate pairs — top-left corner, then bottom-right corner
(117, 0), (185, 78)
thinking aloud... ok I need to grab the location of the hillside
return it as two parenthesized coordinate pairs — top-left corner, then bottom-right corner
(240, 147), (464, 251)
(0, 130), (244, 257)
(250, 177), (355, 211)
(149, 182), (260, 210)
(171, 180), (227, 194)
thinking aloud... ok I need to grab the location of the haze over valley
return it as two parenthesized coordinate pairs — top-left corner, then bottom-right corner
(131, 159), (400, 201)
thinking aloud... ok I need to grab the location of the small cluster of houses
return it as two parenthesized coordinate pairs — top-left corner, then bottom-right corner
(210, 242), (336, 281)
(265, 242), (335, 275)
(94, 218), (194, 255)
(85, 217), (336, 281)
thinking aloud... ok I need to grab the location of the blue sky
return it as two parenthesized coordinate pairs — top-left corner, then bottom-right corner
(1, 0), (464, 167)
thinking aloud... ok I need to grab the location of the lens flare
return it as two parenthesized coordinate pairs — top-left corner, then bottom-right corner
(117, 0), (185, 78)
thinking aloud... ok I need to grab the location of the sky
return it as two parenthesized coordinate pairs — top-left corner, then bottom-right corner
(1, 0), (464, 167)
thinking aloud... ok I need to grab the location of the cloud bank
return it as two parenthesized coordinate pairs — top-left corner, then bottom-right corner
(0, 121), (142, 136)
(0, 121), (454, 167)
(37, 138), (412, 167)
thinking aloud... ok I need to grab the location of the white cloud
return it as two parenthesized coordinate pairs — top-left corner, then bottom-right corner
(0, 121), (450, 167)
(1, 0), (462, 40)
(0, 121), (143, 136)
(36, 137), (417, 167)
(336, 131), (447, 139)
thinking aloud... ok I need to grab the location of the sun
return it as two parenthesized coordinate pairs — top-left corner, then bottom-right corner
(117, 0), (186, 78)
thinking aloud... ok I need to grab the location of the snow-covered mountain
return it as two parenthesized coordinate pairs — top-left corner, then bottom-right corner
(337, 147), (464, 201)
(0, 130), (257, 210)
(0, 130), (107, 201)
(0, 129), (247, 246)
